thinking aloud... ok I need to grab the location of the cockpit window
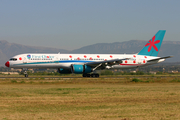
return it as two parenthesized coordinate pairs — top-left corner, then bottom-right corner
(10, 58), (17, 61)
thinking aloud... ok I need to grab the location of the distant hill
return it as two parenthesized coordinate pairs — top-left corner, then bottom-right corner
(0, 40), (179, 66)
(72, 40), (147, 54)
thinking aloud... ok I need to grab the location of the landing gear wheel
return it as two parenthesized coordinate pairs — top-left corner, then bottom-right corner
(82, 74), (91, 77)
(91, 74), (96, 77)
(86, 74), (91, 77)
(95, 74), (99, 78)
(83, 74), (87, 77)
(91, 74), (99, 78)
(25, 74), (28, 78)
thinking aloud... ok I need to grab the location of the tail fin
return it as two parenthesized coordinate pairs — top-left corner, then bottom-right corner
(138, 30), (166, 56)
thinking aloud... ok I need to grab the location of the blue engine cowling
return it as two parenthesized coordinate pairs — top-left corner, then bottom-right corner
(58, 68), (72, 74)
(71, 65), (92, 74)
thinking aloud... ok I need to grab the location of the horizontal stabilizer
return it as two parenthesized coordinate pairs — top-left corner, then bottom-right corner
(147, 56), (173, 62)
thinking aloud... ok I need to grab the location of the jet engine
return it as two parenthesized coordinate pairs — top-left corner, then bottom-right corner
(71, 64), (92, 74)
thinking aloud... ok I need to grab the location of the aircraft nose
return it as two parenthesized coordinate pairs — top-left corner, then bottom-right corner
(5, 61), (10, 67)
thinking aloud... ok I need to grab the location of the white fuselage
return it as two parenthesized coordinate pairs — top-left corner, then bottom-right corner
(7, 53), (164, 70)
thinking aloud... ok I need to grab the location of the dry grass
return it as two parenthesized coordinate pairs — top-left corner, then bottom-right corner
(0, 77), (180, 119)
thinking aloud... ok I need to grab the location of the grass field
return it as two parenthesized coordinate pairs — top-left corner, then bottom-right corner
(0, 76), (180, 120)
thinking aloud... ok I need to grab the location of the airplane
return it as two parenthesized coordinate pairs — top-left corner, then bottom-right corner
(5, 30), (172, 77)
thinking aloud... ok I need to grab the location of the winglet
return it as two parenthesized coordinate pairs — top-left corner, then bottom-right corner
(138, 30), (166, 56)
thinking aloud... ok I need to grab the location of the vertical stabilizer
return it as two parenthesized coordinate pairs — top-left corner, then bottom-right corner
(138, 30), (166, 56)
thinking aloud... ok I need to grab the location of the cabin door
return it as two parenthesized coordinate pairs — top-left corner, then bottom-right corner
(23, 56), (27, 63)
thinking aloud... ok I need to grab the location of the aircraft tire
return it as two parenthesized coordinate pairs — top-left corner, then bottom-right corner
(25, 74), (28, 78)
(91, 74), (99, 78)
(91, 74), (96, 77)
(87, 74), (91, 77)
(95, 74), (99, 78)
(83, 74), (91, 77)
(83, 74), (87, 77)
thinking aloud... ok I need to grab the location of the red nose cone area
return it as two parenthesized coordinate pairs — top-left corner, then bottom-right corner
(5, 61), (10, 67)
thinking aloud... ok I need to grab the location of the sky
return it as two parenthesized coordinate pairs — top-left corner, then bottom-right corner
(0, 0), (180, 50)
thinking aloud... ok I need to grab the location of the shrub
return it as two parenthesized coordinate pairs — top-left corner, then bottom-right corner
(11, 80), (17, 83)
(20, 80), (25, 83)
(156, 72), (163, 75)
(132, 78), (142, 82)
(136, 71), (144, 75)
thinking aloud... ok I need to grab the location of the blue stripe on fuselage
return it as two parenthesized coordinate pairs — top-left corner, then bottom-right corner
(14, 60), (93, 65)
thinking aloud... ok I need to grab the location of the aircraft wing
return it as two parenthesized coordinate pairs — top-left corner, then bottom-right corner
(147, 56), (173, 62)
(85, 58), (128, 69)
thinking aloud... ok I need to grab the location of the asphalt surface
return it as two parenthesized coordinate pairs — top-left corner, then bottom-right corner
(0, 75), (179, 79)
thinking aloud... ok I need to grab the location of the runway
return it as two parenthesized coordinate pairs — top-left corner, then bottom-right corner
(0, 75), (180, 79)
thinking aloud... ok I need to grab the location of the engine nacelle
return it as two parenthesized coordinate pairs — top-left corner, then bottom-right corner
(71, 65), (92, 74)
(58, 68), (72, 74)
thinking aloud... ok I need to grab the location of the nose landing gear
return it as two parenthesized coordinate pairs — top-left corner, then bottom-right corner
(22, 68), (28, 77)
(24, 74), (28, 78)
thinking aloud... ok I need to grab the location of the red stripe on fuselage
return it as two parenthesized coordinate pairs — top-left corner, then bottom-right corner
(120, 64), (144, 66)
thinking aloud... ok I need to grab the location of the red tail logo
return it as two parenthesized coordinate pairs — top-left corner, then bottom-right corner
(145, 35), (160, 52)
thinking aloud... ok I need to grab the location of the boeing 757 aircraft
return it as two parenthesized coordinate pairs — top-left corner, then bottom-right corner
(5, 30), (172, 77)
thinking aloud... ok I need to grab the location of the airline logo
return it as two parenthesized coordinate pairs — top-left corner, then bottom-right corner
(27, 55), (31, 59)
(145, 35), (160, 52)
(27, 54), (54, 59)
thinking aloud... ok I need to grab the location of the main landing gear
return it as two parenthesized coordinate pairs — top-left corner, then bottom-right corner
(82, 73), (99, 78)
